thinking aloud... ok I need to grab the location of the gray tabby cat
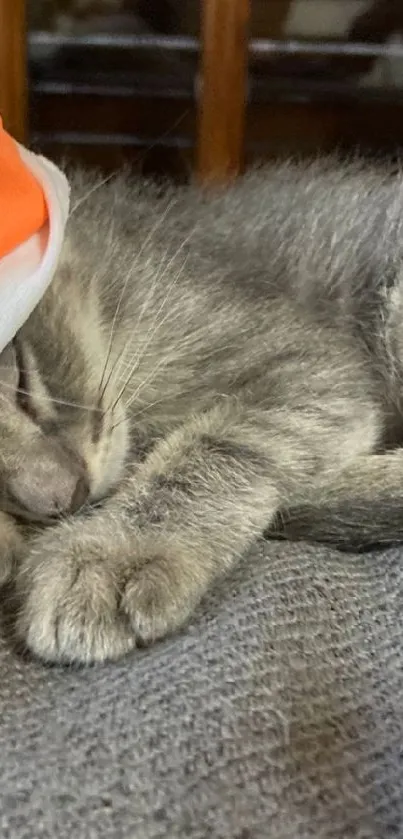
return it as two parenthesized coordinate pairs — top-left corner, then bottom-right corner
(1, 158), (403, 664)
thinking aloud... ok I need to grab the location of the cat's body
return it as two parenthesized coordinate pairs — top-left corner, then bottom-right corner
(2, 159), (403, 663)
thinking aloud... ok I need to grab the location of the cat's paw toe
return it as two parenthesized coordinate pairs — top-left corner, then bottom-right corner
(16, 542), (136, 664)
(121, 556), (194, 645)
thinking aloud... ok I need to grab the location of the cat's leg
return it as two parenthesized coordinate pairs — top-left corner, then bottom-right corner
(274, 450), (403, 549)
(0, 512), (23, 587)
(15, 400), (378, 663)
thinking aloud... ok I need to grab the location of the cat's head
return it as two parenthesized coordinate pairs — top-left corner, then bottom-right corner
(0, 315), (129, 523)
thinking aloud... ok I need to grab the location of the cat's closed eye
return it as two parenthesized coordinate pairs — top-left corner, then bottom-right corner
(13, 340), (38, 420)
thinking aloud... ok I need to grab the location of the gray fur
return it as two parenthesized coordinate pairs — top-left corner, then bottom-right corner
(1, 158), (403, 663)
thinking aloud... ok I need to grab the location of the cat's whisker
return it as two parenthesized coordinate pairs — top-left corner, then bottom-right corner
(127, 395), (170, 421)
(70, 172), (116, 217)
(106, 240), (181, 391)
(106, 257), (172, 394)
(98, 263), (160, 406)
(110, 393), (175, 434)
(112, 328), (202, 426)
(120, 339), (189, 414)
(102, 222), (195, 411)
(0, 378), (97, 413)
(112, 326), (244, 428)
(109, 305), (173, 412)
(117, 353), (174, 415)
(110, 371), (202, 434)
(107, 235), (194, 413)
(98, 198), (178, 400)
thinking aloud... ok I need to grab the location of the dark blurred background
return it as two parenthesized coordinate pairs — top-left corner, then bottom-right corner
(23, 1), (403, 176)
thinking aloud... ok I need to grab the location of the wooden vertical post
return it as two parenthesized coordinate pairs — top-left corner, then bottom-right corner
(197, 0), (250, 184)
(0, 0), (27, 142)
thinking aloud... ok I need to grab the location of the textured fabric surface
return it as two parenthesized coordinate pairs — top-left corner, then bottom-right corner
(1, 539), (403, 839)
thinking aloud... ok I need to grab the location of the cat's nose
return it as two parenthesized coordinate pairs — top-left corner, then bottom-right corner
(70, 476), (90, 513)
(8, 440), (90, 519)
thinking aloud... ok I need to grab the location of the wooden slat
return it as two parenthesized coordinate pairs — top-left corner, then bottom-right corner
(0, 0), (27, 141)
(197, 0), (250, 183)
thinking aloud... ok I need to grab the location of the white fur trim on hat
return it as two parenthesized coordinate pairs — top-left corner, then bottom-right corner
(0, 147), (70, 353)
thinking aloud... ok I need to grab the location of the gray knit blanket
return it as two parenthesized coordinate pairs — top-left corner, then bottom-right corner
(1, 539), (402, 838)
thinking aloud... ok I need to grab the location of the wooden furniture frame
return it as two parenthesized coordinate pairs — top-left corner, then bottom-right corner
(0, 0), (251, 180)
(197, 0), (250, 182)
(2, 1), (403, 178)
(0, 0), (27, 142)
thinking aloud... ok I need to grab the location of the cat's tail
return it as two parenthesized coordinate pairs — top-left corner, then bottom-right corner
(270, 451), (403, 551)
(271, 498), (403, 550)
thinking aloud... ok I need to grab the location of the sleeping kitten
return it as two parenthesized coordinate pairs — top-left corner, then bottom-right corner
(2, 159), (403, 664)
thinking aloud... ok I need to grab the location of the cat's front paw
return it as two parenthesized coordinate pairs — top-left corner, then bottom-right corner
(15, 521), (200, 664)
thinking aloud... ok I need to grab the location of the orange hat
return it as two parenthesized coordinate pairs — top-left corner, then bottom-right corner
(0, 118), (70, 352)
(0, 117), (48, 259)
